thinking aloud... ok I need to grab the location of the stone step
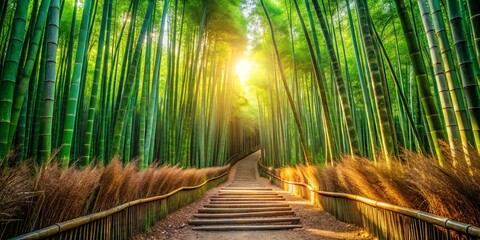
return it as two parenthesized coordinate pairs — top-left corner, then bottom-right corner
(230, 181), (260, 183)
(188, 217), (301, 225)
(229, 183), (263, 187)
(193, 211), (295, 218)
(189, 156), (304, 233)
(230, 184), (262, 188)
(211, 195), (283, 199)
(203, 203), (290, 208)
(229, 183), (263, 186)
(209, 201), (286, 204)
(191, 224), (303, 231)
(210, 198), (285, 202)
(218, 191), (277, 195)
(198, 207), (292, 213)
(221, 187), (273, 191)
(228, 185), (263, 187)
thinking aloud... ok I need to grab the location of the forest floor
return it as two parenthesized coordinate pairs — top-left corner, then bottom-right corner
(134, 152), (371, 240)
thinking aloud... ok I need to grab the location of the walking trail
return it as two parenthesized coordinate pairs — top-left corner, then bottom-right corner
(135, 151), (371, 240)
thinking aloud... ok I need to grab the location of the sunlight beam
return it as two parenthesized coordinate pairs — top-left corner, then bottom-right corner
(235, 59), (254, 84)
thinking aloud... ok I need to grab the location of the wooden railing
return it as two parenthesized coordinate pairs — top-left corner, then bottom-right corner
(258, 160), (480, 240)
(11, 172), (227, 240)
(10, 148), (260, 240)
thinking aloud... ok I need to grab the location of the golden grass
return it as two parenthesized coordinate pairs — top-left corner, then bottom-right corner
(0, 159), (229, 238)
(275, 144), (480, 226)
(0, 165), (35, 220)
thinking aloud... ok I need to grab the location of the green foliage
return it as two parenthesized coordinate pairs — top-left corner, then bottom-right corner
(251, 0), (480, 166)
(0, 0), (258, 168)
(1, 0), (479, 171)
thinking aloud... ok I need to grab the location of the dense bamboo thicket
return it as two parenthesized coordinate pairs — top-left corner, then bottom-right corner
(0, 0), (258, 169)
(249, 0), (480, 229)
(249, 0), (480, 167)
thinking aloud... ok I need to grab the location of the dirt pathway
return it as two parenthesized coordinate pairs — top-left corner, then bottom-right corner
(135, 152), (371, 240)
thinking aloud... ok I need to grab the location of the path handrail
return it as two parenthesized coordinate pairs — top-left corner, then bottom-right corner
(258, 160), (480, 239)
(11, 170), (229, 240)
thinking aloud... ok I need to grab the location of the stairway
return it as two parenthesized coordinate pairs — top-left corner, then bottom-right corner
(188, 160), (302, 231)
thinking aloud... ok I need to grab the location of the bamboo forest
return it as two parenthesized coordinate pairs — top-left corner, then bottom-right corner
(1, 0), (480, 239)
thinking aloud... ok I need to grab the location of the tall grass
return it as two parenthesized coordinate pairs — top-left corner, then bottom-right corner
(0, 159), (228, 238)
(275, 144), (480, 226)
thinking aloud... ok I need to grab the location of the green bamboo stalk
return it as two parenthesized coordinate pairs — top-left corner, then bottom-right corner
(57, 0), (77, 151)
(110, 0), (154, 159)
(113, 0), (138, 129)
(59, 0), (92, 166)
(7, 0), (51, 161)
(83, 0), (110, 165)
(428, 0), (474, 153)
(393, 21), (409, 149)
(53, 38), (67, 150)
(146, 0), (169, 164)
(459, 0), (480, 82)
(446, 0), (480, 152)
(346, 0), (376, 159)
(16, 94), (28, 161)
(0, 0), (8, 41)
(467, 0), (480, 64)
(355, 0), (396, 162)
(38, 0), (60, 162)
(0, 0), (30, 161)
(138, 23), (151, 169)
(100, 0), (119, 162)
(309, 0), (360, 156)
(395, 0), (445, 163)
(304, 0), (326, 93)
(32, 38), (46, 161)
(260, 0), (313, 165)
(373, 24), (425, 153)
(123, 57), (142, 164)
(418, 0), (461, 157)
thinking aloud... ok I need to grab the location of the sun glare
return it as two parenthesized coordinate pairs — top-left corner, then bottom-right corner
(235, 59), (253, 84)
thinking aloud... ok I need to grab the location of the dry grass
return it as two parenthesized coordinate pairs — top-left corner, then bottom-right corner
(275, 144), (480, 227)
(27, 164), (102, 230)
(0, 159), (229, 238)
(0, 165), (35, 220)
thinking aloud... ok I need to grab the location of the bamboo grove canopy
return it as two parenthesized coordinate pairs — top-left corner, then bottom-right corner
(249, 0), (480, 167)
(0, 0), (258, 169)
